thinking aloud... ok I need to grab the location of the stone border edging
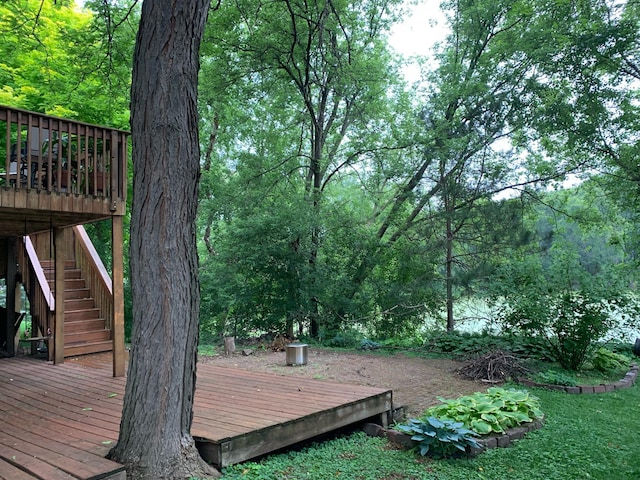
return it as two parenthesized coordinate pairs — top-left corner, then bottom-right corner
(518, 363), (638, 394)
(363, 419), (544, 457)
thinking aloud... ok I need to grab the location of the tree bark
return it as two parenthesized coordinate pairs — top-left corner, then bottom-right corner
(445, 213), (455, 332)
(107, 1), (217, 478)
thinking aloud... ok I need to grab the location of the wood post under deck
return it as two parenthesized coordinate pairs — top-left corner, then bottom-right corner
(4, 238), (17, 356)
(112, 215), (125, 377)
(53, 227), (65, 365)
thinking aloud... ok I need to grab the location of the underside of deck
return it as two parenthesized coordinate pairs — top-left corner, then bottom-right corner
(0, 354), (392, 478)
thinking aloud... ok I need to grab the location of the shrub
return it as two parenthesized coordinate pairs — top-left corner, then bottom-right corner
(490, 252), (638, 371)
(360, 339), (381, 350)
(498, 289), (625, 370)
(606, 341), (635, 357)
(425, 331), (552, 361)
(376, 334), (425, 349)
(424, 387), (543, 435)
(426, 331), (500, 356)
(395, 417), (481, 458)
(320, 327), (362, 348)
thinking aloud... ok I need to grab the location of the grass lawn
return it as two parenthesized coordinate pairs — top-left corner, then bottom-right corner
(219, 384), (640, 480)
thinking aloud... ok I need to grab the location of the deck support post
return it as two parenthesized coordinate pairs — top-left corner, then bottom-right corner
(13, 276), (22, 352)
(112, 215), (125, 377)
(54, 227), (65, 365)
(4, 238), (17, 356)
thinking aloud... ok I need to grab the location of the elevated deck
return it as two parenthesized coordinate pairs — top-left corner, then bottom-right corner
(0, 105), (128, 237)
(1, 106), (127, 375)
(0, 355), (392, 478)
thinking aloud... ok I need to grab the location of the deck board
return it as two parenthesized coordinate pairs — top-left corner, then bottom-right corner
(0, 355), (392, 477)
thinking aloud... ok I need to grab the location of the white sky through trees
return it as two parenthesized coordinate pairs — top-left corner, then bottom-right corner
(388, 0), (449, 82)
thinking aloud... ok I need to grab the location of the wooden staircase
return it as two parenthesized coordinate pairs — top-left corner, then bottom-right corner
(41, 259), (113, 357)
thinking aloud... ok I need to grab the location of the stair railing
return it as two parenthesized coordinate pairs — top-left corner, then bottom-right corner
(72, 225), (113, 331)
(19, 236), (55, 349)
(20, 227), (114, 353)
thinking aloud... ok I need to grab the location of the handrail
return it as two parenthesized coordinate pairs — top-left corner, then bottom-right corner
(73, 225), (112, 294)
(18, 235), (55, 360)
(72, 225), (113, 330)
(24, 236), (55, 312)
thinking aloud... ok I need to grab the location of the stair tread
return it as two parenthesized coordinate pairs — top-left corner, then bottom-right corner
(64, 340), (113, 348)
(65, 331), (110, 338)
(64, 340), (113, 357)
(65, 317), (105, 322)
(64, 325), (107, 330)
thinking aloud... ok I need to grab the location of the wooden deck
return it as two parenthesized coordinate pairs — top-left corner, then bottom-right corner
(0, 355), (392, 478)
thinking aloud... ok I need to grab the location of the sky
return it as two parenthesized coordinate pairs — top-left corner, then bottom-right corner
(389, 1), (448, 56)
(388, 0), (450, 82)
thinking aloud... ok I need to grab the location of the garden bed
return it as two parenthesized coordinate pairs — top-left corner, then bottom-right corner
(518, 363), (638, 394)
(363, 419), (545, 456)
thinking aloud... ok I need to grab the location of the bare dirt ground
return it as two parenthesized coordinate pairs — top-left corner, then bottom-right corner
(199, 347), (484, 416)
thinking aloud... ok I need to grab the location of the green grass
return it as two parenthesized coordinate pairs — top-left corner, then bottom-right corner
(198, 343), (218, 357)
(219, 385), (640, 480)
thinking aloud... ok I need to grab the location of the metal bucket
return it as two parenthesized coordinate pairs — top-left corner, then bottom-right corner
(286, 343), (308, 366)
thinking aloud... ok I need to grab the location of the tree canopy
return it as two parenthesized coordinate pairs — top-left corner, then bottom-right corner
(196, 0), (640, 338)
(2, 0), (638, 348)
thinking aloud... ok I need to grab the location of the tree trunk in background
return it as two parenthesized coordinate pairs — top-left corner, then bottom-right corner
(107, 1), (217, 478)
(446, 214), (455, 331)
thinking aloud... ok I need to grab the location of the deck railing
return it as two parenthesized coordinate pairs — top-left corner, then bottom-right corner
(0, 105), (127, 201)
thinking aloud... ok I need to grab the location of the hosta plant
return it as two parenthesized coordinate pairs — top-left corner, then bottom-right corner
(396, 416), (481, 458)
(425, 387), (543, 435)
(590, 347), (630, 373)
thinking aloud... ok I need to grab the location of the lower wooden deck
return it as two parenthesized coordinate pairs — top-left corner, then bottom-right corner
(0, 355), (392, 478)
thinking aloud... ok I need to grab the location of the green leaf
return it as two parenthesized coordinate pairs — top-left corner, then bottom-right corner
(427, 417), (445, 429)
(470, 419), (493, 435)
(476, 402), (499, 414)
(480, 412), (498, 423)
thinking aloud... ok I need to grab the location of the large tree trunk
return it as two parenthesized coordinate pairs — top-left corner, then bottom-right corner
(108, 1), (217, 478)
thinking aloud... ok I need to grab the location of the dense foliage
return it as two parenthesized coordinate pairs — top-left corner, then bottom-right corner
(1, 0), (638, 345)
(196, 0), (640, 341)
(0, 0), (135, 127)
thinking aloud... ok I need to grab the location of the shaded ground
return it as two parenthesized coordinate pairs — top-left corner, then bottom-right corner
(199, 347), (483, 416)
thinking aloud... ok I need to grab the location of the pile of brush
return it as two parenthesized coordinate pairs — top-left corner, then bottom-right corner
(457, 350), (529, 382)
